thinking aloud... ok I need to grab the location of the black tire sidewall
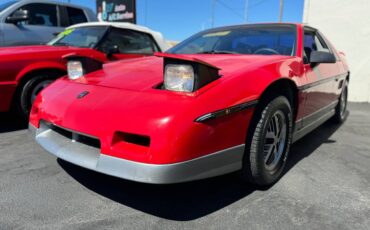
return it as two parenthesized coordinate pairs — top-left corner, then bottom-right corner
(16, 75), (55, 121)
(243, 96), (293, 185)
(335, 80), (348, 123)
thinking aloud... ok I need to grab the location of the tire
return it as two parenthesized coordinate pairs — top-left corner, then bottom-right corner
(332, 80), (348, 124)
(242, 96), (293, 186)
(15, 73), (57, 122)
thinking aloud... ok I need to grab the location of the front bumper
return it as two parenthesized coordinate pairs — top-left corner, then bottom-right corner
(30, 123), (245, 184)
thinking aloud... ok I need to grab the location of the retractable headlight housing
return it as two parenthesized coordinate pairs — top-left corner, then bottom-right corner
(67, 61), (84, 80)
(161, 54), (221, 93)
(63, 54), (104, 80)
(164, 64), (195, 92)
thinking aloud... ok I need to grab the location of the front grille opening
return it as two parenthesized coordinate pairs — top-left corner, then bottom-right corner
(76, 134), (101, 149)
(50, 124), (73, 139)
(47, 123), (101, 149)
(115, 131), (151, 147)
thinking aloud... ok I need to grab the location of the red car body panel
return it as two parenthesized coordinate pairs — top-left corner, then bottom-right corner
(30, 24), (349, 183)
(0, 45), (145, 112)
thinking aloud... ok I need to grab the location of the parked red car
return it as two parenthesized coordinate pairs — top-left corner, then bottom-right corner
(30, 23), (349, 185)
(0, 22), (169, 120)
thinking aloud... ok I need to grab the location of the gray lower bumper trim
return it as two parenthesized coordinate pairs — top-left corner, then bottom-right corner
(30, 123), (245, 184)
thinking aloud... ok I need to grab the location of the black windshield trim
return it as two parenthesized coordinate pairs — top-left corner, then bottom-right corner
(168, 23), (298, 56)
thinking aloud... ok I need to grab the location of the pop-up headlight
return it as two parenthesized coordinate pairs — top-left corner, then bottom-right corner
(63, 54), (104, 80)
(164, 64), (195, 92)
(158, 53), (221, 93)
(67, 61), (84, 80)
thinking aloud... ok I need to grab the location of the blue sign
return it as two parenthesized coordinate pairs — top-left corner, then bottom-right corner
(96, 0), (136, 23)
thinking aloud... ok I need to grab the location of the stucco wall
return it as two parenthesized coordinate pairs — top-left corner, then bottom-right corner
(303, 0), (370, 102)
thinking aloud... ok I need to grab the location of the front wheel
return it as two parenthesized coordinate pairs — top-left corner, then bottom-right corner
(15, 74), (58, 122)
(242, 96), (293, 186)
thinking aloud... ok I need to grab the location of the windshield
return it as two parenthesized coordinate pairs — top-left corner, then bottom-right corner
(169, 25), (297, 56)
(48, 26), (109, 48)
(0, 0), (17, 13)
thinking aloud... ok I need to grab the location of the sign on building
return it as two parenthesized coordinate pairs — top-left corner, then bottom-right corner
(96, 0), (136, 23)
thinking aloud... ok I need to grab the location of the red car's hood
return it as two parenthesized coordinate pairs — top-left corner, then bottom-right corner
(75, 54), (293, 91)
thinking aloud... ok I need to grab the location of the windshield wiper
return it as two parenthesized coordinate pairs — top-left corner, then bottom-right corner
(52, 42), (70, 47)
(197, 50), (240, 54)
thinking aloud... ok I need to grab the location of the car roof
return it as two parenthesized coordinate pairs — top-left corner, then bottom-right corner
(205, 23), (303, 32)
(68, 22), (156, 34)
(67, 22), (171, 51)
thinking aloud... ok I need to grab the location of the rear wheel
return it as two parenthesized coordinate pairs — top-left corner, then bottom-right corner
(242, 96), (293, 186)
(332, 80), (348, 123)
(15, 73), (59, 122)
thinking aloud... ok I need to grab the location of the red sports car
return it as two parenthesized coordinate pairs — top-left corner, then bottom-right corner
(30, 23), (349, 185)
(0, 22), (169, 120)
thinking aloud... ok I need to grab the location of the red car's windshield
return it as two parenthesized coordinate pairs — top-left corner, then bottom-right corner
(48, 26), (109, 48)
(169, 25), (297, 56)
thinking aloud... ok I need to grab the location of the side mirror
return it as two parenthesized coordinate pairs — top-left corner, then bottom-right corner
(6, 10), (29, 24)
(310, 51), (336, 64)
(106, 45), (120, 58)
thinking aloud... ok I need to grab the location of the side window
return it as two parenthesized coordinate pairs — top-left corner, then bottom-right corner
(9, 3), (58, 27)
(303, 30), (331, 63)
(99, 28), (159, 54)
(67, 7), (87, 25)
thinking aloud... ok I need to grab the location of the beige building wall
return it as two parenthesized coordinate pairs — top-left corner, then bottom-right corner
(303, 0), (370, 102)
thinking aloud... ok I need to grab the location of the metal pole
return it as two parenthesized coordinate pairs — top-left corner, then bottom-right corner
(211, 0), (216, 28)
(244, 0), (249, 23)
(279, 0), (284, 22)
(304, 0), (310, 23)
(144, 0), (148, 25)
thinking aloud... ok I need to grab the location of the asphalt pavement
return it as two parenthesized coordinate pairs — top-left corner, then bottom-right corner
(0, 103), (369, 230)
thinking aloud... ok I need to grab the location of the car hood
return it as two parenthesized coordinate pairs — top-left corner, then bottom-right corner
(74, 54), (294, 91)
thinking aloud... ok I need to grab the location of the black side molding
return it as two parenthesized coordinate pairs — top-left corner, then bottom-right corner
(195, 100), (258, 123)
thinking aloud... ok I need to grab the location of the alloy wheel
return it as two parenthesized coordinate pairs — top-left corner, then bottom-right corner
(263, 110), (287, 172)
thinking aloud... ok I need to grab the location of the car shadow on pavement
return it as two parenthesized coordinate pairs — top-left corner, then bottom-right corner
(0, 112), (27, 133)
(283, 117), (346, 173)
(58, 117), (345, 221)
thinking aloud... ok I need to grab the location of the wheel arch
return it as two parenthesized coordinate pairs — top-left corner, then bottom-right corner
(15, 62), (67, 83)
(245, 77), (299, 145)
(15, 67), (66, 92)
(256, 78), (299, 121)
(12, 66), (67, 108)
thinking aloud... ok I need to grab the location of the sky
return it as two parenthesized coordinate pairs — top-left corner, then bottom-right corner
(61, 0), (304, 41)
